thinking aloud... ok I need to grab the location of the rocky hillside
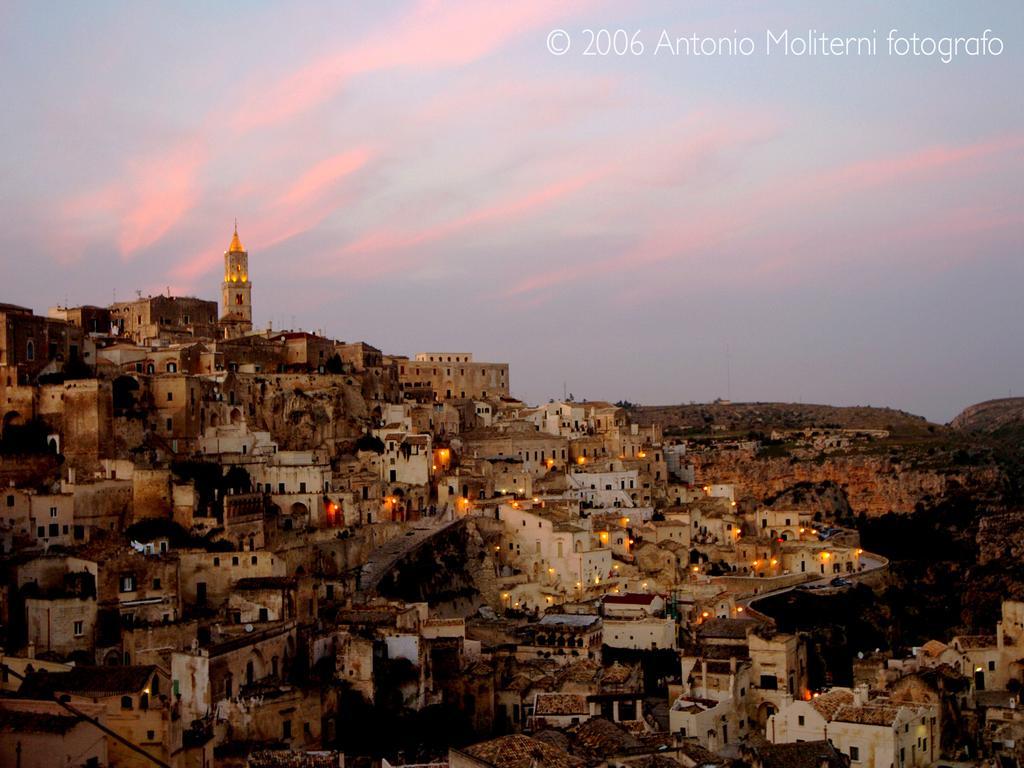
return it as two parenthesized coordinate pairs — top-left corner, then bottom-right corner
(689, 449), (1002, 517)
(633, 401), (1007, 516)
(951, 397), (1024, 435)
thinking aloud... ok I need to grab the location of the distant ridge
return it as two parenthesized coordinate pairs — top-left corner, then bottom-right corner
(631, 401), (934, 436)
(951, 398), (1024, 434)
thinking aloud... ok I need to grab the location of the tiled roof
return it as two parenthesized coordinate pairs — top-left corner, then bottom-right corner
(535, 693), (588, 716)
(810, 689), (855, 720)
(954, 634), (997, 650)
(247, 751), (346, 768)
(696, 618), (757, 640)
(235, 576), (297, 590)
(558, 659), (602, 685)
(750, 740), (847, 768)
(539, 614), (600, 629)
(19, 665), (155, 698)
(602, 662), (638, 686)
(570, 717), (640, 756)
(677, 742), (729, 766)
(460, 735), (586, 768)
(919, 639), (949, 657)
(832, 703), (901, 726)
(532, 730), (571, 753)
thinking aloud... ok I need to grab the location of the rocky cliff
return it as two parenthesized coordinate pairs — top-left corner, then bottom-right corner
(251, 378), (369, 453)
(690, 449), (1003, 517)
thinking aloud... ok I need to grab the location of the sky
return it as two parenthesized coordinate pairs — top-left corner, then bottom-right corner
(0, 1), (1021, 423)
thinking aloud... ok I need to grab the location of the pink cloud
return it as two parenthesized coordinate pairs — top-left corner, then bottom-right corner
(118, 142), (207, 256)
(340, 166), (609, 262)
(169, 147), (372, 285)
(230, 0), (590, 132)
(54, 0), (592, 271)
(59, 140), (207, 260)
(275, 147), (373, 209)
(502, 132), (1024, 301)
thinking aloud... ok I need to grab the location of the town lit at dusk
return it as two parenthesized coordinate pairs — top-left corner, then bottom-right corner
(0, 3), (1022, 768)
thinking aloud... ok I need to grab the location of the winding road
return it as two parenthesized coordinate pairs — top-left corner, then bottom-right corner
(355, 513), (466, 599)
(741, 552), (888, 610)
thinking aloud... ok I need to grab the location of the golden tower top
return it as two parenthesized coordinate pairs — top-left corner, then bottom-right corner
(228, 220), (245, 254)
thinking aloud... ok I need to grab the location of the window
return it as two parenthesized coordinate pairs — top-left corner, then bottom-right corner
(797, 715), (805, 726)
(50, 506), (58, 518)
(166, 392), (173, 401)
(49, 523), (59, 537)
(849, 746), (860, 761)
(74, 620), (84, 636)
(283, 720), (292, 739)
(147, 730), (155, 741)
(5, 495), (12, 507)
(153, 578), (161, 589)
(120, 574), (136, 592)
(232, 556), (239, 566)
(121, 696), (133, 710)
(989, 660), (996, 671)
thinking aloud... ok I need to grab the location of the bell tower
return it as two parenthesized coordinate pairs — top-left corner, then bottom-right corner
(221, 221), (252, 335)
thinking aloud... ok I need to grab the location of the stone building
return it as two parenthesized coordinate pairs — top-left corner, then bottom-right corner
(0, 302), (85, 384)
(396, 352), (509, 402)
(110, 295), (219, 345)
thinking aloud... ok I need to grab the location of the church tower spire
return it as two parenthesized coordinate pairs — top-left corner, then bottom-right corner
(221, 221), (253, 337)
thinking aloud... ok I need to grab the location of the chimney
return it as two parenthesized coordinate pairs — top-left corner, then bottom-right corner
(853, 683), (869, 706)
(701, 659), (708, 698)
(27, 642), (35, 659)
(729, 656), (737, 674)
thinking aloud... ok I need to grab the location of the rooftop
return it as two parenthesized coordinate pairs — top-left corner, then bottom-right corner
(534, 693), (589, 716)
(459, 735), (586, 768)
(0, 709), (85, 735)
(810, 689), (855, 720)
(18, 665), (155, 698)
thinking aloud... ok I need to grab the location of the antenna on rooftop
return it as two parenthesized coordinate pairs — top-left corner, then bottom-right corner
(726, 344), (732, 401)
(135, 289), (142, 299)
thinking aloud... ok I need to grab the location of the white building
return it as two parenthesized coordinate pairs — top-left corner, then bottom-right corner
(603, 617), (675, 651)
